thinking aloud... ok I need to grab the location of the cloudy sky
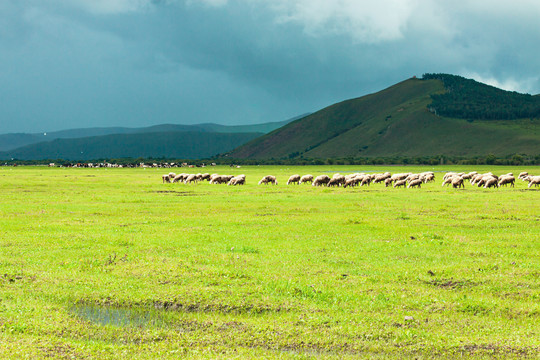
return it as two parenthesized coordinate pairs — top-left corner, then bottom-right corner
(1, 0), (539, 133)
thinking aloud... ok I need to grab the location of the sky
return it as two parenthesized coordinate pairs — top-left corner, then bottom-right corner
(1, 0), (540, 133)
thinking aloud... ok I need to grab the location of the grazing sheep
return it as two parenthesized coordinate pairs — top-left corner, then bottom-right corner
(210, 175), (233, 184)
(287, 174), (301, 185)
(498, 175), (515, 187)
(228, 174), (246, 186)
(421, 172), (435, 183)
(518, 172), (529, 180)
(259, 175), (277, 185)
(172, 173), (188, 183)
(327, 177), (344, 187)
(477, 174), (498, 187)
(384, 178), (393, 187)
(200, 173), (211, 181)
(373, 172), (392, 183)
(168, 172), (176, 179)
(484, 177), (499, 188)
(452, 177), (465, 188)
(443, 172), (458, 181)
(329, 174), (346, 187)
(391, 173), (411, 181)
(312, 175), (331, 187)
(299, 174), (313, 184)
(442, 176), (458, 187)
(393, 179), (407, 188)
(184, 174), (197, 184)
(343, 178), (359, 188)
(407, 179), (422, 188)
(526, 175), (540, 188)
(360, 176), (372, 187)
(162, 174), (171, 183)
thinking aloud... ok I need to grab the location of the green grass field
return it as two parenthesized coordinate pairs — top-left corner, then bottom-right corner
(1, 165), (539, 359)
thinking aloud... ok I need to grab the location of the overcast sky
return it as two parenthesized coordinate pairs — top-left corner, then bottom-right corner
(1, 0), (539, 133)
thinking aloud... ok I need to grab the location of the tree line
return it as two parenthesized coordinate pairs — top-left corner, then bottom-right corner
(422, 73), (540, 120)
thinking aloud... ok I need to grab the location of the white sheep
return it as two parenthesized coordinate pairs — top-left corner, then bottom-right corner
(451, 177), (464, 188)
(287, 174), (301, 185)
(498, 175), (515, 187)
(526, 175), (540, 188)
(258, 175), (277, 185)
(299, 175), (313, 184)
(393, 179), (407, 188)
(312, 175), (330, 187)
(407, 179), (422, 188)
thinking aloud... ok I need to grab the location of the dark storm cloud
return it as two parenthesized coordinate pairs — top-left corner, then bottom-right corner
(0, 0), (539, 133)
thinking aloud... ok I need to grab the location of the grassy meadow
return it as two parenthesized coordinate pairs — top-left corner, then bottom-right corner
(0, 165), (539, 359)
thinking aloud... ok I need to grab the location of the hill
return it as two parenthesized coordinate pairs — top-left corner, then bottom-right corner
(0, 132), (262, 160)
(228, 75), (540, 159)
(0, 117), (302, 152)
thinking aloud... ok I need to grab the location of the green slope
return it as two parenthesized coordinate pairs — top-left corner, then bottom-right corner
(228, 77), (540, 159)
(0, 131), (262, 160)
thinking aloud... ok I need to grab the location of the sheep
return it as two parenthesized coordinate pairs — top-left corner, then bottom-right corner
(526, 175), (540, 188)
(518, 172), (529, 180)
(421, 172), (435, 183)
(343, 178), (359, 188)
(209, 174), (221, 184)
(384, 178), (393, 187)
(373, 172), (392, 183)
(477, 174), (498, 187)
(484, 177), (499, 188)
(258, 175), (277, 185)
(360, 176), (372, 187)
(168, 172), (176, 179)
(498, 175), (515, 187)
(287, 174), (301, 185)
(452, 177), (465, 188)
(299, 174), (313, 184)
(327, 177), (344, 187)
(172, 173), (188, 183)
(391, 173), (411, 181)
(162, 174), (171, 183)
(329, 174), (346, 187)
(393, 179), (407, 188)
(407, 179), (422, 188)
(200, 173), (211, 181)
(312, 175), (330, 187)
(184, 174), (197, 184)
(442, 175), (458, 186)
(228, 174), (246, 186)
(210, 175), (233, 184)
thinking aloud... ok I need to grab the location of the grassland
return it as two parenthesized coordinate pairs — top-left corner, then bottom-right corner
(0, 165), (539, 359)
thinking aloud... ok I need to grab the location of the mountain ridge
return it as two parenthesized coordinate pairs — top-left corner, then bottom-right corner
(0, 115), (307, 152)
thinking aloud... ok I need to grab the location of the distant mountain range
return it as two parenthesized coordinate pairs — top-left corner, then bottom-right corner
(0, 116), (307, 160)
(228, 74), (540, 159)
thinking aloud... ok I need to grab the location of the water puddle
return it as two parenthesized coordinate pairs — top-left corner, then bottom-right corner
(70, 303), (172, 328)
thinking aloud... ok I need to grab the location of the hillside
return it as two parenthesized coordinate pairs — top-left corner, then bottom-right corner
(0, 132), (262, 160)
(0, 118), (299, 152)
(228, 76), (540, 159)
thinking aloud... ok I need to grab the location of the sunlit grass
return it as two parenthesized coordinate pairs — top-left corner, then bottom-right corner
(0, 165), (539, 358)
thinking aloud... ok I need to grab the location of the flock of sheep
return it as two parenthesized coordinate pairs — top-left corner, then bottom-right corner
(442, 171), (539, 188)
(161, 170), (539, 189)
